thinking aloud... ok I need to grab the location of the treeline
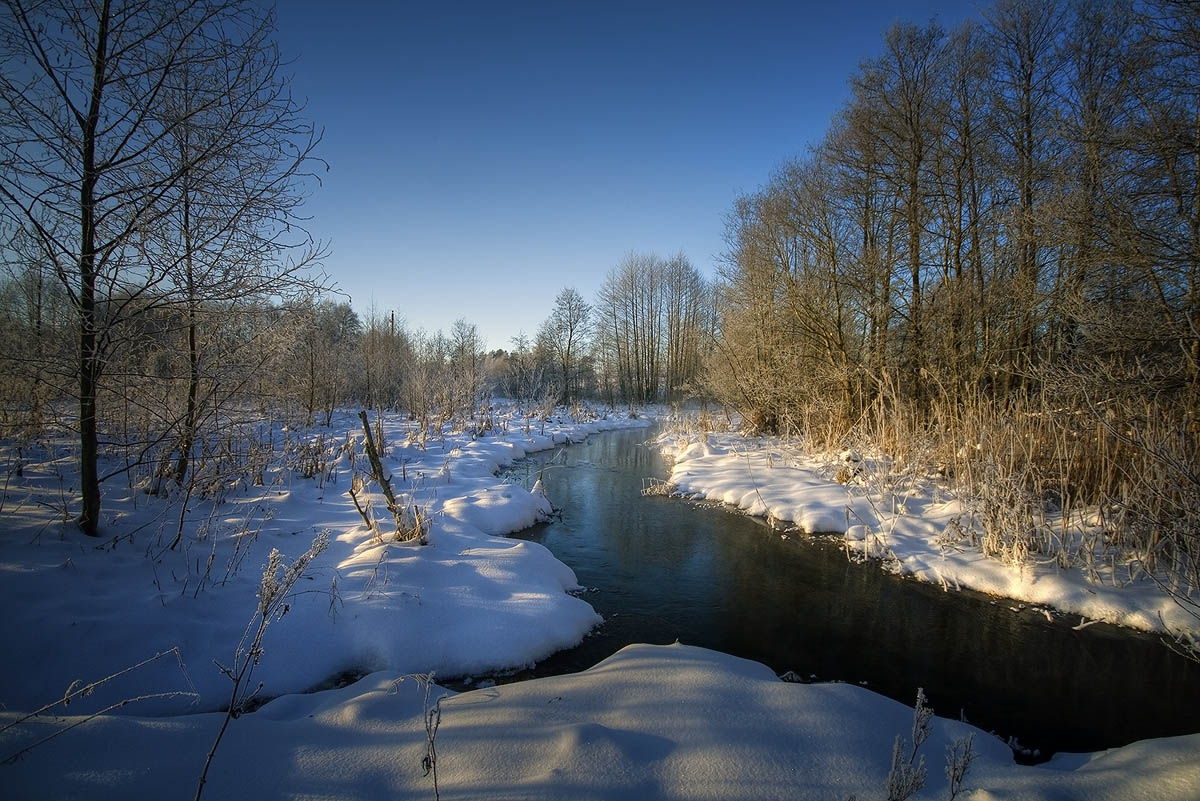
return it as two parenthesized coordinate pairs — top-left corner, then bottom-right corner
(311, 249), (717, 419)
(538, 252), (716, 408)
(710, 0), (1199, 578)
(715, 0), (1197, 432)
(0, 248), (714, 487)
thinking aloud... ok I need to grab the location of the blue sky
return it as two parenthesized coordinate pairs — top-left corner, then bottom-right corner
(273, 0), (982, 350)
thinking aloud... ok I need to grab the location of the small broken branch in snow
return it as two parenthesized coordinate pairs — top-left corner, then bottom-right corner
(359, 411), (426, 542)
(0, 647), (198, 764)
(395, 673), (446, 801)
(348, 473), (377, 536)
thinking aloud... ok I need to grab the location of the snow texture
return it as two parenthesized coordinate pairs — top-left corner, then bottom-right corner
(2, 643), (1196, 800)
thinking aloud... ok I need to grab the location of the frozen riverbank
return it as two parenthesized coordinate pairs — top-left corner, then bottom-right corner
(660, 431), (1200, 643)
(3, 414), (1198, 799)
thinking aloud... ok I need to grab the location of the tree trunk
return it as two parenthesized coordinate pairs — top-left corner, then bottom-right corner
(77, 0), (112, 536)
(175, 149), (199, 488)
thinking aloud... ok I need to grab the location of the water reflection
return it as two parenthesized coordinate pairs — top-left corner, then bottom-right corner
(502, 427), (1200, 757)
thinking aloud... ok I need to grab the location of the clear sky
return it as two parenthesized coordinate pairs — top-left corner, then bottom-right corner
(272, 0), (982, 351)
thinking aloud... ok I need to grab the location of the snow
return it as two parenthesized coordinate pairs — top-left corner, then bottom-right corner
(1, 411), (1196, 798)
(0, 407), (647, 716)
(661, 432), (1200, 641)
(3, 642), (1197, 800)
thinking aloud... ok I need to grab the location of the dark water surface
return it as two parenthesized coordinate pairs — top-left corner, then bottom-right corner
(499, 427), (1200, 759)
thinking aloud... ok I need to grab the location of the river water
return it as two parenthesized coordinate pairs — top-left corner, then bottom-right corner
(499, 426), (1200, 759)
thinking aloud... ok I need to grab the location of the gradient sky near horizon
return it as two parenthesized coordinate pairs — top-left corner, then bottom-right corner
(272, 0), (982, 350)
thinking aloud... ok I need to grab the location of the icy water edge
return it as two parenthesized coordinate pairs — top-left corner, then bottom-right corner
(494, 426), (1200, 760)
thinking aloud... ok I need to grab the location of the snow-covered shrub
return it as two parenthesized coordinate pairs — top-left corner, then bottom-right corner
(875, 688), (975, 801)
(972, 463), (1040, 568)
(288, 432), (330, 480)
(352, 411), (430, 544)
(641, 477), (677, 497)
(394, 498), (430, 545)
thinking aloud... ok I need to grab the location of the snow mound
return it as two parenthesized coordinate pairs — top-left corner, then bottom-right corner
(2, 643), (1195, 800)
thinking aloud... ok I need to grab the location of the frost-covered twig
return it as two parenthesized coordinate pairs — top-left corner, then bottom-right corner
(945, 732), (976, 801)
(422, 677), (444, 801)
(885, 688), (931, 801)
(0, 647), (197, 764)
(396, 672), (447, 801)
(876, 688), (974, 801)
(195, 529), (330, 801)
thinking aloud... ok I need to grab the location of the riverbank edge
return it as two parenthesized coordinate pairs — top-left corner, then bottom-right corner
(655, 429), (1200, 648)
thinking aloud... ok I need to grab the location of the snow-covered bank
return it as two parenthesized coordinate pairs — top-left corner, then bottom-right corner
(3, 415), (1198, 799)
(0, 407), (648, 717)
(660, 432), (1200, 641)
(3, 642), (1196, 800)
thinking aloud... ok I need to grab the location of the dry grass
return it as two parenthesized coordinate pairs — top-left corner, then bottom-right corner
(763, 369), (1199, 601)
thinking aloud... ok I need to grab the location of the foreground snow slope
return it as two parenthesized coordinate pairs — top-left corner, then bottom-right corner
(2, 643), (1196, 801)
(663, 433), (1199, 640)
(0, 408), (647, 716)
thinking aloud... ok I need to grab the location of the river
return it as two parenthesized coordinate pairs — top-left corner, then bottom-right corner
(497, 426), (1200, 760)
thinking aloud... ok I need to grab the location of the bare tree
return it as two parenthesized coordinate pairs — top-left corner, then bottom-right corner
(851, 21), (946, 402)
(827, 101), (902, 383)
(593, 252), (709, 407)
(449, 318), (486, 422)
(985, 0), (1067, 382)
(0, 0), (325, 532)
(358, 307), (412, 412)
(662, 252), (709, 401)
(506, 331), (549, 414)
(1113, 0), (1200, 412)
(148, 12), (328, 484)
(537, 287), (591, 405)
(930, 21), (996, 396)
